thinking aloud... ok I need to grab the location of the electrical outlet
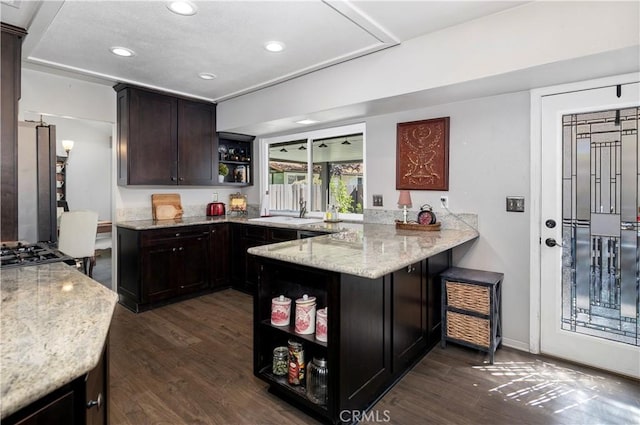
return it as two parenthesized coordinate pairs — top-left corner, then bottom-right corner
(373, 194), (383, 207)
(212, 192), (218, 202)
(506, 196), (525, 212)
(440, 196), (448, 209)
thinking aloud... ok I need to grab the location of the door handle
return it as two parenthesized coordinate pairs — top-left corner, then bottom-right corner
(545, 238), (563, 248)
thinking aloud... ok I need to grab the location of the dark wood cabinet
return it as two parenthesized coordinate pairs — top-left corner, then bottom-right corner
(115, 84), (217, 186)
(217, 132), (254, 186)
(117, 225), (211, 312)
(209, 223), (230, 288)
(1, 24), (27, 242)
(4, 341), (109, 425)
(392, 261), (427, 373)
(231, 224), (299, 294)
(178, 100), (217, 185)
(254, 252), (450, 424)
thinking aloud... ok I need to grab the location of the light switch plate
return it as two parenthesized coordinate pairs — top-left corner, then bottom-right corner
(506, 196), (525, 212)
(373, 194), (383, 207)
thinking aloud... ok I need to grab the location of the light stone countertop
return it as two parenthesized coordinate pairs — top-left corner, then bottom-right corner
(247, 223), (479, 279)
(116, 215), (362, 233)
(0, 263), (118, 419)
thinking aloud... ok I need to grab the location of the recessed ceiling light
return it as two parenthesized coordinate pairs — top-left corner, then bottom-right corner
(264, 41), (285, 53)
(198, 72), (217, 80)
(110, 47), (135, 57)
(166, 1), (197, 16)
(295, 119), (318, 125)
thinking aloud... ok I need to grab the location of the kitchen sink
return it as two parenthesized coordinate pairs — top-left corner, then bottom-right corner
(248, 216), (324, 225)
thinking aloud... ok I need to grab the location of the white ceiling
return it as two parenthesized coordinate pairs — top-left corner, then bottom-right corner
(1, 0), (525, 102)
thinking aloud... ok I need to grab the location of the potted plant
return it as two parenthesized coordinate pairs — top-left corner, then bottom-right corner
(218, 163), (229, 183)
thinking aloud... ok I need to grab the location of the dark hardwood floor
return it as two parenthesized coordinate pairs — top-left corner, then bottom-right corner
(107, 287), (640, 425)
(92, 248), (112, 289)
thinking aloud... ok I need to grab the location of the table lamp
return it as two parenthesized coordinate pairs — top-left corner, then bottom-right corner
(397, 190), (412, 224)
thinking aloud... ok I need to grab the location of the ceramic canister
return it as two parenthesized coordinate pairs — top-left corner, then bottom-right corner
(295, 294), (316, 334)
(315, 307), (327, 342)
(271, 295), (292, 326)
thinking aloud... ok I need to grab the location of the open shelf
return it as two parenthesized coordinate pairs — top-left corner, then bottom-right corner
(257, 365), (328, 415)
(260, 319), (327, 348)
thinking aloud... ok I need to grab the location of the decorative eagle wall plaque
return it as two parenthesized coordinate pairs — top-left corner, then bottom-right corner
(396, 117), (450, 191)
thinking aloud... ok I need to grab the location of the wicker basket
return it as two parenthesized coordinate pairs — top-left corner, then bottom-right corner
(446, 311), (490, 348)
(446, 281), (490, 315)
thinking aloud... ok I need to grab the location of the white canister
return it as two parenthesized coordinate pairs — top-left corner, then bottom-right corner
(271, 295), (292, 326)
(295, 294), (316, 334)
(315, 307), (327, 342)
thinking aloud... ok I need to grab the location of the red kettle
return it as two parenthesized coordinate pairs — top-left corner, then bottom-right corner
(206, 202), (225, 216)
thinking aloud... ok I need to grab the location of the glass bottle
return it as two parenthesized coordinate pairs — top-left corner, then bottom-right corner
(306, 357), (328, 405)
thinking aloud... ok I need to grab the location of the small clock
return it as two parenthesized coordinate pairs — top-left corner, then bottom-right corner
(417, 204), (437, 225)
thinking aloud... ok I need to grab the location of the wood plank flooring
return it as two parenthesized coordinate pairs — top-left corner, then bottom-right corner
(108, 290), (640, 425)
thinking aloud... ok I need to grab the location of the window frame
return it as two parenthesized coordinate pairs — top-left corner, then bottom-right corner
(259, 122), (366, 221)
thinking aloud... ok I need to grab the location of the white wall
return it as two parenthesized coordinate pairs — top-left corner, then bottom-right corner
(218, 1), (639, 133)
(366, 92), (531, 348)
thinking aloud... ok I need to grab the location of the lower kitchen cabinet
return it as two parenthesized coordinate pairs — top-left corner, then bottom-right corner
(254, 252), (451, 424)
(4, 340), (109, 425)
(209, 223), (230, 288)
(117, 225), (211, 312)
(231, 224), (299, 294)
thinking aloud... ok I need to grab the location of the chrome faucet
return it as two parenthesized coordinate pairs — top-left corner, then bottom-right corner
(299, 200), (307, 218)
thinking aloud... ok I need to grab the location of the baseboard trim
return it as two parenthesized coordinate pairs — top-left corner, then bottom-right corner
(502, 337), (529, 352)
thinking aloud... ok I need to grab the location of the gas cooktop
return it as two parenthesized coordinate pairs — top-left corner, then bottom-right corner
(0, 242), (75, 269)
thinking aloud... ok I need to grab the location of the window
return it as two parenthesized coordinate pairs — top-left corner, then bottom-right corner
(262, 123), (365, 218)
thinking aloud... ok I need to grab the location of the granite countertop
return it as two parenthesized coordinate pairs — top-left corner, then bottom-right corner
(247, 223), (479, 279)
(0, 263), (118, 419)
(116, 215), (363, 233)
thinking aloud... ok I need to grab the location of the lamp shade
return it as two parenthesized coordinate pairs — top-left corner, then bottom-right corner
(61, 139), (75, 152)
(397, 190), (412, 208)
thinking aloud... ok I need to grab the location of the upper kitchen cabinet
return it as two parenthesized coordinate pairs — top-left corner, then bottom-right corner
(217, 131), (255, 186)
(115, 84), (217, 186)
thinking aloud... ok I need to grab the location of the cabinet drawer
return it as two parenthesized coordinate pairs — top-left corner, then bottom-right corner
(268, 228), (297, 242)
(445, 281), (490, 315)
(243, 224), (268, 240)
(445, 311), (490, 348)
(141, 226), (209, 245)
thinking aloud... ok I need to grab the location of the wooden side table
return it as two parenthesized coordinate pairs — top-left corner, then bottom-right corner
(440, 267), (503, 364)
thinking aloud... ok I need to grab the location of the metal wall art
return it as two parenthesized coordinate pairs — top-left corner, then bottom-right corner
(396, 117), (450, 191)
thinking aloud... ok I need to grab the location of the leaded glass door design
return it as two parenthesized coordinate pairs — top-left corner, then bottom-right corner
(540, 82), (640, 379)
(561, 108), (639, 346)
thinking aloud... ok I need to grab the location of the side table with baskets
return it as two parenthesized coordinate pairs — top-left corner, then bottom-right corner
(440, 267), (504, 364)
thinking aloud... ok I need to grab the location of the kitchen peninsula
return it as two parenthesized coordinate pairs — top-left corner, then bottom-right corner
(1, 263), (118, 424)
(248, 223), (478, 424)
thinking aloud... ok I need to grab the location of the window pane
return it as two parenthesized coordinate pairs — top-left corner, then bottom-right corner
(312, 134), (363, 213)
(268, 140), (309, 212)
(266, 127), (364, 214)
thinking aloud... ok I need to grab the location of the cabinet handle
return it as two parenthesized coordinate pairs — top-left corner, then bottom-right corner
(87, 393), (103, 410)
(170, 176), (177, 181)
(407, 265), (415, 273)
(179, 177), (184, 181)
(180, 285), (185, 289)
(175, 233), (180, 237)
(179, 247), (184, 251)
(172, 247), (177, 252)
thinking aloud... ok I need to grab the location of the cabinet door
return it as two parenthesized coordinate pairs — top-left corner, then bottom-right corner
(178, 232), (210, 293)
(141, 241), (179, 302)
(178, 100), (217, 185)
(425, 251), (449, 345)
(85, 342), (108, 425)
(210, 224), (230, 288)
(127, 88), (178, 185)
(392, 261), (427, 373)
